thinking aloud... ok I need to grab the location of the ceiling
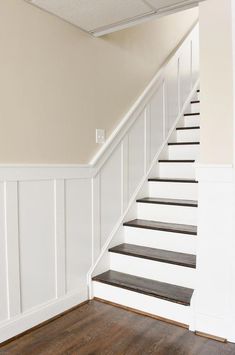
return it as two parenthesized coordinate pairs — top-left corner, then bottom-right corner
(26, 0), (204, 36)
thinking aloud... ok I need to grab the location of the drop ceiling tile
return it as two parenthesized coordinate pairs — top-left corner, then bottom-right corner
(145, 0), (197, 12)
(31, 0), (154, 32)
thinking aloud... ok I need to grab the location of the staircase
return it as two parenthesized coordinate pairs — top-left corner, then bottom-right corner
(92, 90), (200, 327)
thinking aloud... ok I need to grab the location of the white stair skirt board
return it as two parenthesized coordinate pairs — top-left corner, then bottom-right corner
(124, 227), (197, 255)
(137, 203), (197, 225)
(168, 145), (200, 160)
(158, 162), (196, 179)
(176, 129), (200, 142)
(110, 253), (195, 289)
(149, 181), (198, 200)
(92, 282), (193, 326)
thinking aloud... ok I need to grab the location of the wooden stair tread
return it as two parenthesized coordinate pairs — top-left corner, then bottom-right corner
(159, 160), (195, 163)
(123, 219), (197, 235)
(137, 197), (198, 207)
(109, 243), (196, 268)
(168, 142), (200, 146)
(148, 178), (198, 183)
(176, 126), (200, 130)
(93, 270), (194, 306)
(191, 100), (200, 104)
(184, 113), (200, 116)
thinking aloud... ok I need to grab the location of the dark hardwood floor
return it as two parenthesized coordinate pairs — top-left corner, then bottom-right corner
(1, 300), (235, 355)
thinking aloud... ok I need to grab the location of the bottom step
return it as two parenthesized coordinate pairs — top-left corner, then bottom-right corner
(93, 271), (194, 326)
(93, 271), (193, 306)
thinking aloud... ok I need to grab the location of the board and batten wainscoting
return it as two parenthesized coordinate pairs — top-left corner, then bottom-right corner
(0, 24), (199, 343)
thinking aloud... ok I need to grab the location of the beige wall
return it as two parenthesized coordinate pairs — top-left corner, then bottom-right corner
(199, 0), (234, 165)
(0, 0), (198, 164)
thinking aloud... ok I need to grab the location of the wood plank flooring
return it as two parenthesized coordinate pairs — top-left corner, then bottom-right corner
(1, 300), (235, 355)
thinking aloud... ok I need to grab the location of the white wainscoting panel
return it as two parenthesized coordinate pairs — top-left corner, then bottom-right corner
(165, 59), (179, 134)
(149, 85), (164, 161)
(18, 180), (56, 312)
(0, 183), (8, 323)
(128, 111), (145, 200)
(100, 145), (122, 248)
(65, 179), (92, 293)
(180, 41), (192, 109)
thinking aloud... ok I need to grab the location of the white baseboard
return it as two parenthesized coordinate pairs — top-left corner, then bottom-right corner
(0, 289), (88, 344)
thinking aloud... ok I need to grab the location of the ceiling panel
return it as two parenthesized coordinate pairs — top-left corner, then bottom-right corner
(145, 0), (199, 12)
(30, 0), (154, 31)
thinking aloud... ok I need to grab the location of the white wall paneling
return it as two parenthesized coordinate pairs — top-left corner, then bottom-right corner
(0, 24), (199, 343)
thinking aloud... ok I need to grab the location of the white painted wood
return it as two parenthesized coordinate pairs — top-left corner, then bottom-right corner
(158, 162), (196, 179)
(183, 115), (200, 127)
(165, 60), (179, 134)
(149, 181), (198, 200)
(0, 183), (9, 322)
(0, 288), (88, 344)
(65, 179), (92, 292)
(54, 180), (66, 298)
(167, 144), (199, 160)
(180, 42), (192, 109)
(93, 282), (192, 325)
(92, 174), (101, 263)
(100, 146), (122, 247)
(137, 203), (197, 225)
(128, 112), (145, 199)
(110, 253), (196, 288)
(18, 181), (56, 312)
(124, 226), (197, 254)
(4, 182), (21, 318)
(190, 102), (200, 113)
(176, 128), (200, 142)
(149, 85), (164, 161)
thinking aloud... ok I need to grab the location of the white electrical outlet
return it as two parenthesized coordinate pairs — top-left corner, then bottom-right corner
(96, 129), (105, 144)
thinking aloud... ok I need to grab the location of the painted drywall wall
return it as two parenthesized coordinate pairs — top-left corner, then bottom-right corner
(0, 0), (198, 163)
(199, 0), (234, 165)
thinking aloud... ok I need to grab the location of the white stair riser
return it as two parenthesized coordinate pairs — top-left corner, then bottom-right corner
(168, 145), (199, 160)
(110, 253), (196, 288)
(190, 103), (200, 113)
(177, 129), (200, 142)
(158, 163), (195, 179)
(137, 203), (197, 225)
(149, 181), (198, 200)
(124, 227), (197, 254)
(92, 282), (192, 325)
(183, 116), (200, 126)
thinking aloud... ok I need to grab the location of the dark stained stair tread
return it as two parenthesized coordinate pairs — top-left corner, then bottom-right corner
(93, 270), (194, 306)
(109, 243), (196, 268)
(148, 178), (198, 183)
(159, 160), (195, 163)
(191, 100), (200, 104)
(123, 219), (197, 235)
(184, 113), (200, 116)
(176, 126), (200, 130)
(168, 142), (200, 145)
(136, 197), (198, 207)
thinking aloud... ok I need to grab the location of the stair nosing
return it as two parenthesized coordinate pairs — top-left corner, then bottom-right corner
(176, 126), (200, 130)
(148, 178), (198, 183)
(123, 219), (197, 236)
(93, 271), (193, 306)
(168, 142), (200, 146)
(109, 244), (196, 269)
(184, 113), (200, 116)
(158, 160), (195, 163)
(136, 197), (198, 208)
(191, 100), (200, 104)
